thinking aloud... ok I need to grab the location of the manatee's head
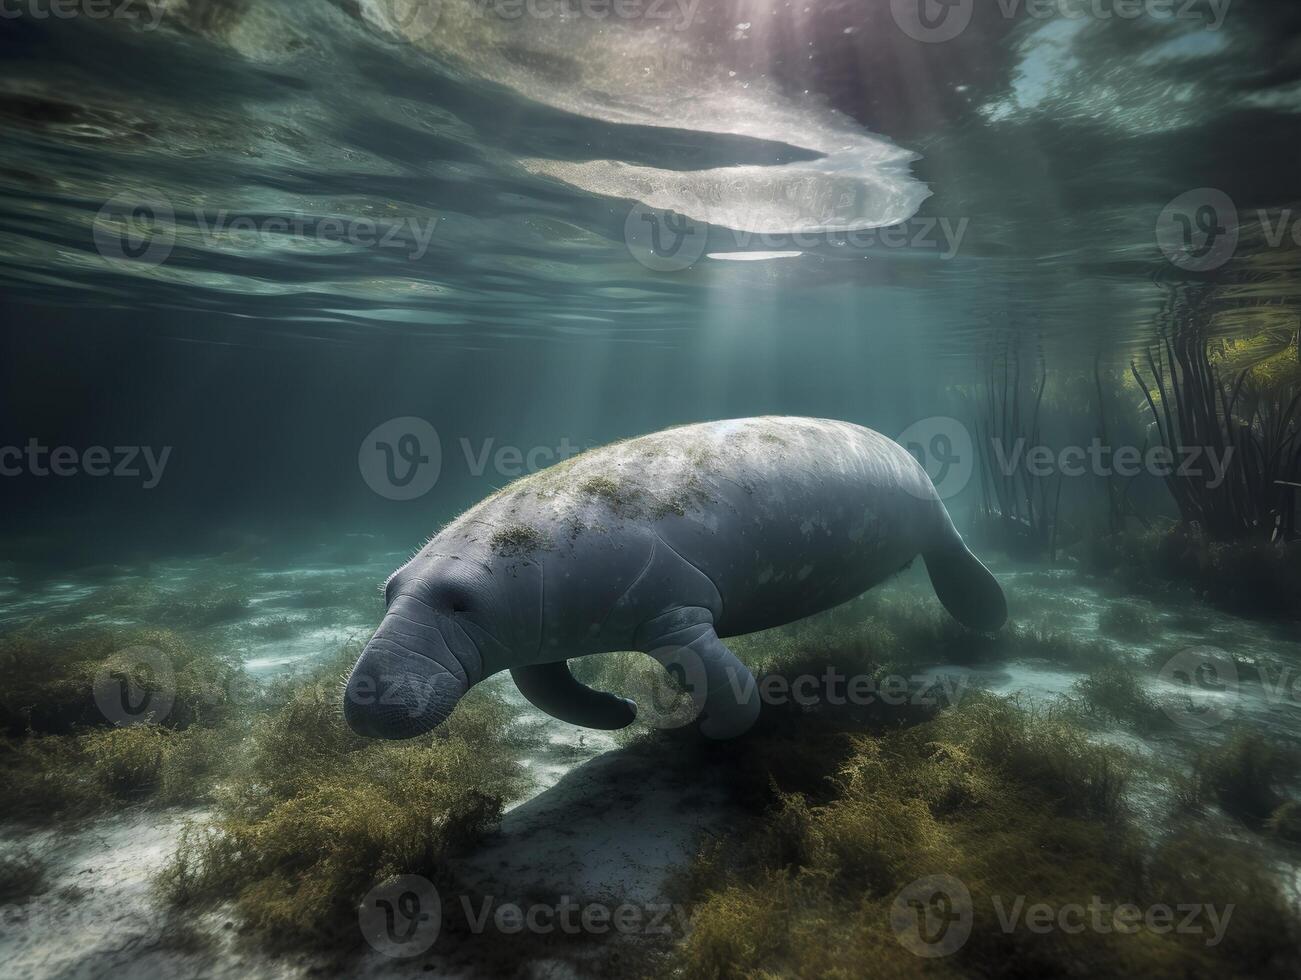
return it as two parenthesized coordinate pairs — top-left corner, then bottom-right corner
(343, 555), (516, 739)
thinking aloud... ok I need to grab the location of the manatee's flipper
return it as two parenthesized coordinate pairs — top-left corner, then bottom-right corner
(922, 541), (1008, 633)
(639, 609), (761, 740)
(510, 661), (637, 730)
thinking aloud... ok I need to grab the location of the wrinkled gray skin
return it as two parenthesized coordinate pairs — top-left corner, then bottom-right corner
(343, 417), (1007, 741)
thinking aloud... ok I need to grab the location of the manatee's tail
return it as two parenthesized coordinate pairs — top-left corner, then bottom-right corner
(922, 539), (1008, 633)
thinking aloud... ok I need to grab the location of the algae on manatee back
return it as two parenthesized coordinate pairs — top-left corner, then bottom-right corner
(489, 523), (549, 556)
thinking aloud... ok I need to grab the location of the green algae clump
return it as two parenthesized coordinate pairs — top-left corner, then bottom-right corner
(1083, 528), (1301, 619)
(158, 664), (538, 951)
(1066, 664), (1168, 732)
(578, 474), (631, 504)
(1184, 728), (1299, 827)
(0, 627), (243, 737)
(667, 692), (1299, 980)
(489, 523), (548, 556)
(0, 626), (248, 823)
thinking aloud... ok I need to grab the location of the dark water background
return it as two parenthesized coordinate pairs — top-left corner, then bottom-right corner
(1, 0), (1299, 562)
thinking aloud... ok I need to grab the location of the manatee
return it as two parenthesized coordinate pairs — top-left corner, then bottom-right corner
(343, 417), (1006, 741)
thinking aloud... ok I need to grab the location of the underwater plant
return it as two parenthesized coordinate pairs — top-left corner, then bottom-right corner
(1096, 601), (1158, 642)
(0, 725), (233, 822)
(1131, 283), (1300, 544)
(1268, 802), (1301, 844)
(666, 692), (1299, 980)
(1093, 354), (1154, 536)
(0, 626), (243, 737)
(1184, 728), (1300, 829)
(1081, 521), (1301, 617)
(1065, 663), (1167, 733)
(971, 335), (1065, 560)
(0, 625), (251, 822)
(157, 656), (538, 950)
(0, 848), (47, 904)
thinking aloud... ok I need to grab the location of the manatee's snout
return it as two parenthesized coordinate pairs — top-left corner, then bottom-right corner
(343, 596), (475, 739)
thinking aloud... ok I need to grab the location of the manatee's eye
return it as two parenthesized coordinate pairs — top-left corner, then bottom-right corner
(451, 598), (469, 614)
